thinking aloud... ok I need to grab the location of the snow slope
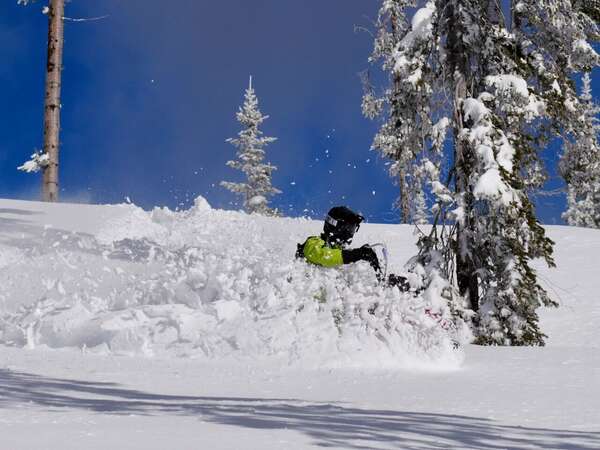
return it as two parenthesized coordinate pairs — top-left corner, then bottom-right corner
(1, 198), (599, 449)
(0, 197), (465, 368)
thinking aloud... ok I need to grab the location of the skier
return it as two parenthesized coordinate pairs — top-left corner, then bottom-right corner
(296, 206), (410, 290)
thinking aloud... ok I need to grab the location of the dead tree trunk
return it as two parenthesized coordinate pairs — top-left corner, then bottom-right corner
(42, 0), (65, 202)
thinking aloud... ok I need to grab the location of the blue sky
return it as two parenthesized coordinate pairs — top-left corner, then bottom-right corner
(0, 0), (597, 224)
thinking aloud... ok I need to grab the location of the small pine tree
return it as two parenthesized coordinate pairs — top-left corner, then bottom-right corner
(221, 77), (281, 216)
(562, 72), (600, 228)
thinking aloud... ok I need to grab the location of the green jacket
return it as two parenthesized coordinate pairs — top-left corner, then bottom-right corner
(301, 236), (344, 267)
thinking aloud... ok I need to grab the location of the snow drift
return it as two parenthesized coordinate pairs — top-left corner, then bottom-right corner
(0, 198), (466, 369)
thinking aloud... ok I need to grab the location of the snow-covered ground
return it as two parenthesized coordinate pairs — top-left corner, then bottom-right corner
(1, 198), (599, 449)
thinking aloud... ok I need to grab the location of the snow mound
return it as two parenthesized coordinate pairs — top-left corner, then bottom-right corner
(0, 197), (465, 369)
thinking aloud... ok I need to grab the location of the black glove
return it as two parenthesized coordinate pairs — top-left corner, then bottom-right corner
(387, 274), (410, 292)
(342, 245), (381, 277)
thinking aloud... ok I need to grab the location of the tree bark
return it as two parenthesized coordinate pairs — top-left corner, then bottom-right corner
(453, 74), (480, 313)
(398, 169), (411, 223)
(390, 8), (412, 224)
(446, 1), (480, 312)
(42, 0), (65, 202)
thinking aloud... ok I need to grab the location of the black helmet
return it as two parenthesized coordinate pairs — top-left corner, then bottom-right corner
(323, 206), (364, 245)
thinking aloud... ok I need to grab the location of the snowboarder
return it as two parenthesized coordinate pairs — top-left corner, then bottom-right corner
(296, 206), (410, 290)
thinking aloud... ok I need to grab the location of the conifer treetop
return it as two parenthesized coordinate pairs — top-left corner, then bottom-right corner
(221, 77), (280, 216)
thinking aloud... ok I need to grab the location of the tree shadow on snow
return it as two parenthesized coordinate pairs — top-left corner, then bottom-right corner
(0, 208), (43, 216)
(0, 369), (597, 449)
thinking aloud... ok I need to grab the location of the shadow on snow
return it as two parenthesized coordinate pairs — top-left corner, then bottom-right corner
(0, 369), (597, 449)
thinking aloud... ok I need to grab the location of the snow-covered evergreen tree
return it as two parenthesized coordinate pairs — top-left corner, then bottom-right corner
(363, 0), (599, 345)
(221, 77), (281, 216)
(514, 0), (599, 217)
(362, 0), (439, 224)
(562, 72), (600, 228)
(443, 0), (561, 345)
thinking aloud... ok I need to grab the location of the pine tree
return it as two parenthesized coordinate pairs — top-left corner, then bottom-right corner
(362, 0), (437, 224)
(364, 0), (599, 345)
(562, 72), (600, 228)
(445, 0), (560, 345)
(513, 0), (600, 212)
(221, 77), (281, 216)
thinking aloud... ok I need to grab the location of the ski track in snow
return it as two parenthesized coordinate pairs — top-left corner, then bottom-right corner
(1, 198), (599, 449)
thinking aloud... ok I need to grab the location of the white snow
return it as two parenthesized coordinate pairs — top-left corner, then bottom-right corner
(402, 2), (435, 48)
(0, 198), (462, 368)
(407, 67), (422, 85)
(393, 2), (435, 74)
(486, 74), (529, 99)
(564, 97), (578, 112)
(248, 194), (267, 206)
(473, 168), (517, 205)
(573, 38), (595, 55)
(496, 136), (515, 172)
(17, 151), (49, 173)
(1, 198), (599, 449)
(462, 98), (490, 124)
(551, 79), (562, 94)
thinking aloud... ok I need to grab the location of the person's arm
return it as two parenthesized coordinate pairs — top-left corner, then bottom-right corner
(342, 245), (381, 278)
(303, 237), (344, 267)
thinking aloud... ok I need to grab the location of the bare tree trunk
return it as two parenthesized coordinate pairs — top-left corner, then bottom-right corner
(390, 9), (412, 224)
(42, 0), (65, 202)
(453, 74), (479, 312)
(398, 169), (411, 223)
